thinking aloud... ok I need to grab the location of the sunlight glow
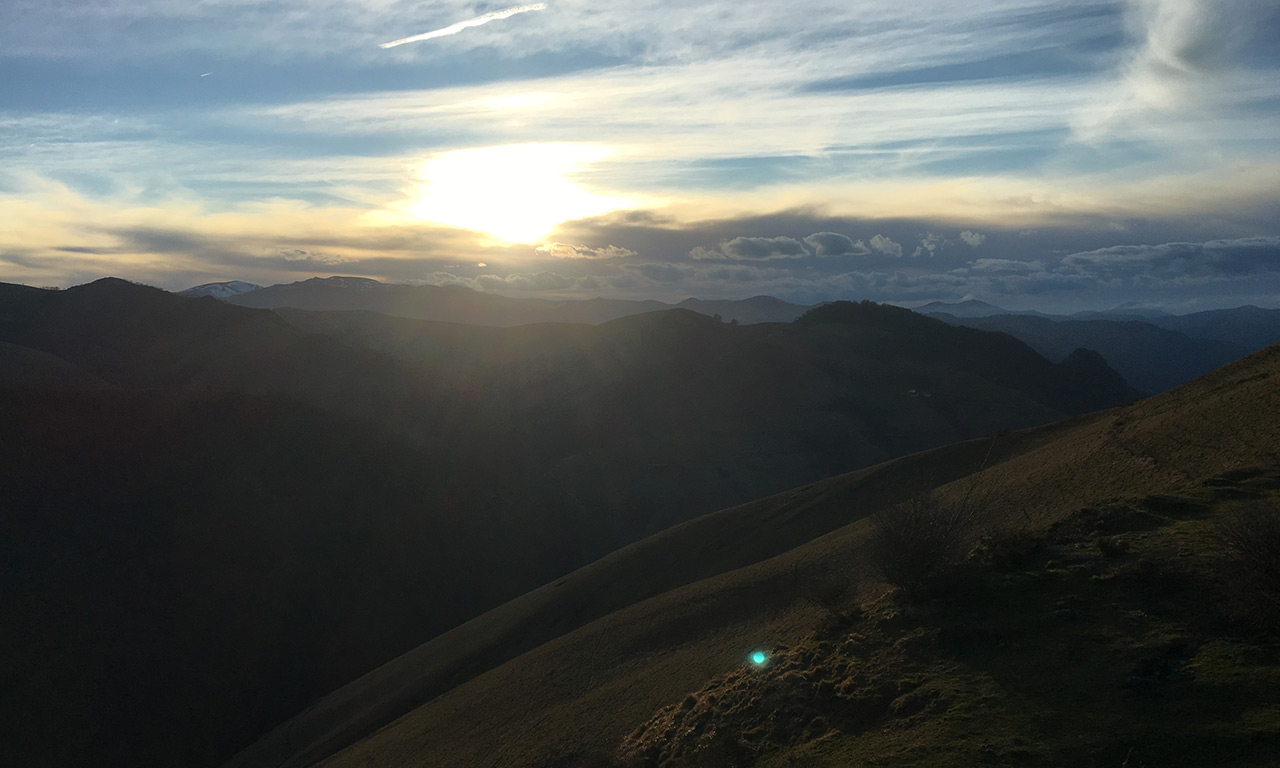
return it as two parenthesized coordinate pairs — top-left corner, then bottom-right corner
(404, 143), (630, 244)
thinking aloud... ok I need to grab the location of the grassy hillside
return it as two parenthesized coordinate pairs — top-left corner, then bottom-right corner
(623, 476), (1280, 768)
(225, 420), (1089, 768)
(258, 341), (1278, 768)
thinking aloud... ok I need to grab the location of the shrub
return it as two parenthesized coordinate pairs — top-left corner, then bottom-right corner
(866, 491), (984, 599)
(1216, 499), (1280, 626)
(791, 563), (859, 627)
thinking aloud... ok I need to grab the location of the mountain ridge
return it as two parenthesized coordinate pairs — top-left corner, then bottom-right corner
(220, 276), (815, 327)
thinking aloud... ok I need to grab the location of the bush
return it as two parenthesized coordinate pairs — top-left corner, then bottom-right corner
(867, 491), (984, 599)
(1216, 499), (1280, 626)
(791, 562), (861, 628)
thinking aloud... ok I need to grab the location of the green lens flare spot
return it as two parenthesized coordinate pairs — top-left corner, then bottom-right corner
(750, 650), (768, 666)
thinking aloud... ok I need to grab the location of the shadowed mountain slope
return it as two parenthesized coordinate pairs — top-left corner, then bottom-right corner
(275, 300), (1138, 534)
(0, 280), (1138, 541)
(234, 341), (1279, 768)
(930, 312), (1251, 394)
(0, 340), (108, 390)
(1149, 304), (1280, 351)
(0, 390), (478, 768)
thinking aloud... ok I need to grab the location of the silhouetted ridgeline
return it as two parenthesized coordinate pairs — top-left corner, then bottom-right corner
(221, 275), (815, 326)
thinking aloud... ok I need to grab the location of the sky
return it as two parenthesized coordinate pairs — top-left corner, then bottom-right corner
(2, 0), (1279, 312)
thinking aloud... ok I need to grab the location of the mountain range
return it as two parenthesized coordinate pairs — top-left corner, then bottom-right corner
(190, 278), (1280, 394)
(3, 277), (1277, 768)
(200, 276), (815, 326)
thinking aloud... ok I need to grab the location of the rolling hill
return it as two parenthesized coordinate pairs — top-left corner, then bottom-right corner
(930, 313), (1250, 394)
(228, 339), (1280, 768)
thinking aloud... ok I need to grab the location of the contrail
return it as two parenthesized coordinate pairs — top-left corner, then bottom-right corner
(379, 3), (547, 48)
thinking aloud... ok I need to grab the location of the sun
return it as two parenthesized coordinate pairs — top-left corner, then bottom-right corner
(402, 143), (630, 244)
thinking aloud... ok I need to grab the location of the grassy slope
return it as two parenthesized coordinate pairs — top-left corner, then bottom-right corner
(628, 473), (1280, 768)
(290, 342), (1279, 768)
(226, 418), (1088, 768)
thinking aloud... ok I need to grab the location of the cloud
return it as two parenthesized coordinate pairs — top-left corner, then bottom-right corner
(966, 258), (1043, 273)
(691, 236), (809, 261)
(475, 270), (594, 292)
(631, 262), (693, 283)
(1061, 236), (1280, 278)
(911, 233), (946, 258)
(1077, 0), (1279, 141)
(960, 230), (986, 247)
(535, 242), (636, 260)
(868, 234), (903, 258)
(275, 247), (348, 265)
(803, 232), (870, 257)
(379, 4), (548, 48)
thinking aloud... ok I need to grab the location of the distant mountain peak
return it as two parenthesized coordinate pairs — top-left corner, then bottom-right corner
(69, 277), (167, 299)
(178, 280), (262, 299)
(797, 299), (931, 327)
(915, 299), (1011, 318)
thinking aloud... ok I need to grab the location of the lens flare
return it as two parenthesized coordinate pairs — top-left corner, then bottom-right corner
(750, 650), (768, 666)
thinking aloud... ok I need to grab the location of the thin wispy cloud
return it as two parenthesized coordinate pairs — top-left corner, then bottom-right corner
(379, 3), (547, 49)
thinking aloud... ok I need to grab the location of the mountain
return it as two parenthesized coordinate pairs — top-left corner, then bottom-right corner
(0, 279), (438, 423)
(229, 340), (1280, 768)
(179, 280), (262, 299)
(273, 300), (1139, 533)
(931, 313), (1251, 394)
(222, 276), (814, 326)
(1, 281), (1140, 768)
(1070, 301), (1171, 320)
(1148, 305), (1280, 351)
(1, 281), (1138, 542)
(912, 299), (1015, 317)
(675, 295), (816, 324)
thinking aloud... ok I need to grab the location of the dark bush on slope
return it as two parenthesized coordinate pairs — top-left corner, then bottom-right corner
(865, 491), (985, 599)
(1217, 499), (1280, 626)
